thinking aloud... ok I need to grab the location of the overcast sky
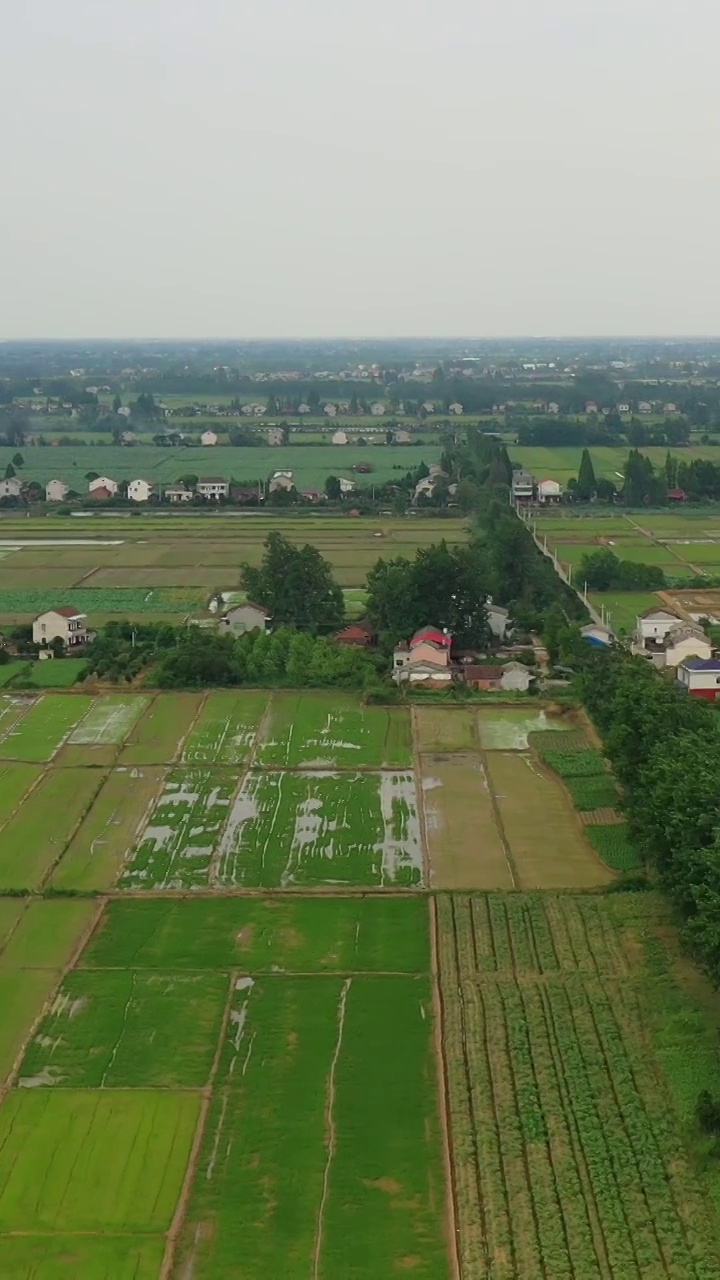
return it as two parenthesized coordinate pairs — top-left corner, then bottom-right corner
(2, 0), (718, 339)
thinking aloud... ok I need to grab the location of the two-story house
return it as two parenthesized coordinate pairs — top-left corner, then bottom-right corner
(164, 484), (194, 504)
(632, 608), (712, 669)
(196, 477), (229, 501)
(88, 476), (118, 496)
(45, 479), (69, 502)
(33, 607), (89, 649)
(393, 627), (453, 686)
(127, 479), (153, 503)
(511, 469), (534, 503)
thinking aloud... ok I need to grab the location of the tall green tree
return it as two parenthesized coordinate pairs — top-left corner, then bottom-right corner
(576, 449), (597, 500)
(366, 541), (491, 647)
(241, 532), (344, 632)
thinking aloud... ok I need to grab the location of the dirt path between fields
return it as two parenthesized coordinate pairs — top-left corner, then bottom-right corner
(312, 976), (351, 1280)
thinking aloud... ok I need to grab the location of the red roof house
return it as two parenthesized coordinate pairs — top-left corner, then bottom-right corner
(410, 627), (451, 650)
(335, 621), (377, 647)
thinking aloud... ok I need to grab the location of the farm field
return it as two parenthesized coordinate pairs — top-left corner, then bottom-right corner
(256, 691), (412, 767)
(2, 684), (720, 1276)
(529, 503), (720, 626)
(0, 441), (441, 487)
(438, 890), (720, 1279)
(510, 442), (720, 485)
(588, 591), (661, 632)
(0, 512), (466, 612)
(0, 899), (97, 1081)
(0, 693), (93, 761)
(0, 696), (620, 894)
(415, 706), (607, 890)
(0, 895), (446, 1279)
(181, 689), (268, 763)
(214, 768), (422, 888)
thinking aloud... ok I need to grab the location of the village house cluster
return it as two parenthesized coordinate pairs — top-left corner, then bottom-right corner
(581, 605), (720, 701)
(30, 470), (357, 506)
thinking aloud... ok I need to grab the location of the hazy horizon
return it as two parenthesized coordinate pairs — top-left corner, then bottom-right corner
(4, 0), (719, 340)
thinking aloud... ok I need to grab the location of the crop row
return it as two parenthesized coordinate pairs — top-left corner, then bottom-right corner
(439, 899), (720, 1278)
(527, 729), (590, 753)
(0, 587), (203, 614)
(565, 773), (620, 811)
(446, 893), (631, 982)
(586, 823), (642, 871)
(539, 748), (608, 779)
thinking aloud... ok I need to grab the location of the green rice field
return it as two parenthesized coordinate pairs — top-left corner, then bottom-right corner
(1, 693), (720, 1277)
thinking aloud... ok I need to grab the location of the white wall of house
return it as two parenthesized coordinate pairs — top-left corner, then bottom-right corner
(201, 431), (218, 446)
(222, 605), (268, 635)
(89, 476), (118, 495)
(33, 611), (87, 647)
(637, 611), (681, 641)
(45, 480), (69, 502)
(663, 633), (712, 668)
(196, 481), (229, 499)
(127, 479), (153, 502)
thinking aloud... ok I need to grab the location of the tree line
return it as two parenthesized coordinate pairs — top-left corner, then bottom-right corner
(566, 642), (720, 980)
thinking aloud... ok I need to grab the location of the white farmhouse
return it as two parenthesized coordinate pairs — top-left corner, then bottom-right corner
(339, 477), (356, 495)
(537, 478), (563, 504)
(631, 608), (712, 670)
(662, 624), (712, 670)
(635, 607), (682, 644)
(127, 478), (153, 503)
(370, 402), (385, 416)
(164, 484), (194, 504)
(332, 430), (348, 445)
(268, 470), (295, 493)
(323, 403), (338, 417)
(0, 477), (23, 499)
(449, 402), (463, 415)
(45, 479), (69, 502)
(201, 430), (218, 447)
(88, 475), (118, 496)
(33, 606), (88, 649)
(196, 477), (229, 500)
